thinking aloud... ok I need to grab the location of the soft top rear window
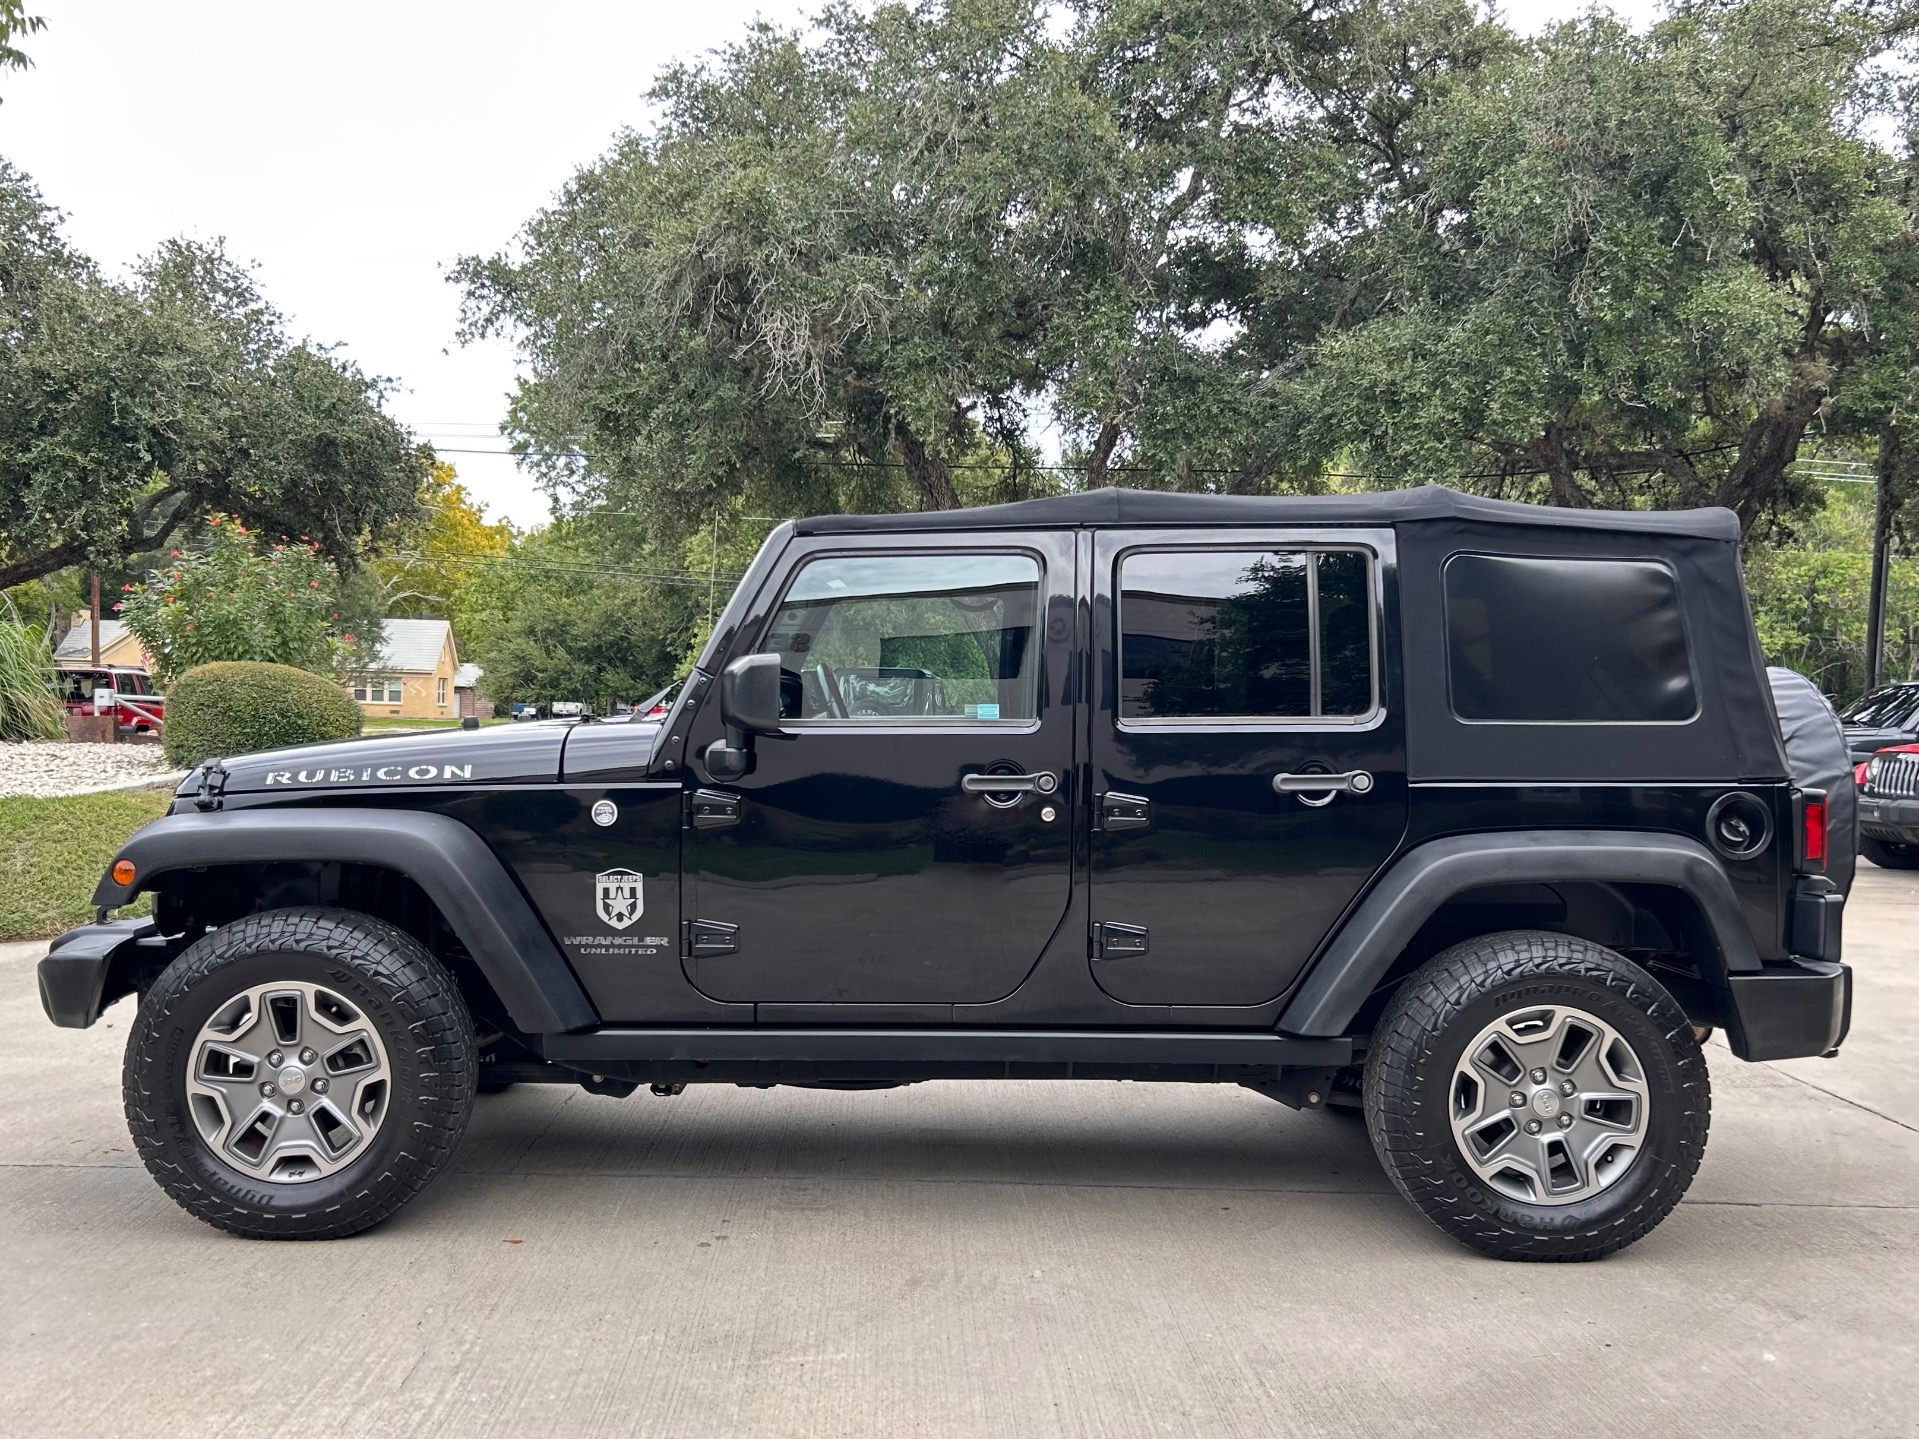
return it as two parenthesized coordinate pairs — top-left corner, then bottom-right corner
(1444, 553), (1697, 724)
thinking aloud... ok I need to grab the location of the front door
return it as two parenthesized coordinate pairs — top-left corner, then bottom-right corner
(683, 535), (1077, 1006)
(1088, 529), (1408, 1007)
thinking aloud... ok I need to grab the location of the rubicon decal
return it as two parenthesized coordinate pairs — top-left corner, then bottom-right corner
(264, 763), (475, 785)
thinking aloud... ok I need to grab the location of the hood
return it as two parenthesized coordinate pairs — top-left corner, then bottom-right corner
(187, 721), (577, 797)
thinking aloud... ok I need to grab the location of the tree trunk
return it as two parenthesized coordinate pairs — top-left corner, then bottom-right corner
(0, 538), (92, 592)
(1715, 381), (1829, 533)
(894, 427), (961, 511)
(1084, 419), (1123, 489)
(1533, 423), (1587, 508)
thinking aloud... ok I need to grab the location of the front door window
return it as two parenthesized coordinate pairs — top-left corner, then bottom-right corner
(764, 553), (1040, 723)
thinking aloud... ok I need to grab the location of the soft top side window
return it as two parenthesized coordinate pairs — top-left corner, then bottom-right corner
(1117, 548), (1376, 723)
(1444, 553), (1697, 724)
(763, 552), (1041, 722)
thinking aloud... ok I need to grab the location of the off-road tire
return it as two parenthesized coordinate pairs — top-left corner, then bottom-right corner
(124, 907), (476, 1239)
(1364, 931), (1709, 1262)
(1861, 836), (1919, 870)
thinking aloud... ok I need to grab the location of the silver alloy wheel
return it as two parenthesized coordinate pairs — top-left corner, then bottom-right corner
(1448, 1003), (1650, 1206)
(185, 981), (392, 1183)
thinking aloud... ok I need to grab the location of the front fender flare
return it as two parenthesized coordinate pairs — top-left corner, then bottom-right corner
(94, 808), (598, 1034)
(1279, 829), (1762, 1038)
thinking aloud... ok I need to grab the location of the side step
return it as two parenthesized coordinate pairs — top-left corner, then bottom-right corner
(537, 1027), (1351, 1086)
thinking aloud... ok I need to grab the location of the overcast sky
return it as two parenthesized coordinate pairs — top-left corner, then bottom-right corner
(1, 0), (1657, 530)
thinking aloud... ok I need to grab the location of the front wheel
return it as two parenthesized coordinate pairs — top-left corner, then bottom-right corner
(1861, 836), (1919, 870)
(123, 907), (476, 1238)
(1364, 931), (1709, 1261)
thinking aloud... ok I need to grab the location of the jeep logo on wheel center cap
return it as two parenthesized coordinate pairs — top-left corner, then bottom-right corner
(1531, 1088), (1561, 1118)
(277, 1065), (308, 1096)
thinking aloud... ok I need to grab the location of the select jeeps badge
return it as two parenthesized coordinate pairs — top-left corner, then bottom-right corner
(595, 869), (644, 929)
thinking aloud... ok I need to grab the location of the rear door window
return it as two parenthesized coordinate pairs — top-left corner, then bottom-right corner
(1117, 548), (1376, 722)
(1444, 554), (1697, 724)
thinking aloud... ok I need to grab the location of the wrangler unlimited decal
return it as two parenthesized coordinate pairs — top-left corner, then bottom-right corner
(264, 763), (475, 785)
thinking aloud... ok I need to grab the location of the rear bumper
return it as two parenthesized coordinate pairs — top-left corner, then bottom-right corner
(1722, 959), (1852, 1062)
(1858, 793), (1919, 845)
(37, 919), (158, 1028)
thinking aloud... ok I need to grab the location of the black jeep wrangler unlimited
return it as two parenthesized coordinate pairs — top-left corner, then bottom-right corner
(38, 487), (1853, 1261)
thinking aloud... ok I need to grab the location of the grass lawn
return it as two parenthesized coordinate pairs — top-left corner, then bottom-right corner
(0, 786), (172, 942)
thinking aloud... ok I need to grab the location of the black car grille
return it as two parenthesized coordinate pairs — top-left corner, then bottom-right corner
(1867, 751), (1919, 800)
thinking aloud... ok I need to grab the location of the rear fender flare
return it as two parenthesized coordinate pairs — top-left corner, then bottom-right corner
(1280, 829), (1761, 1038)
(94, 808), (597, 1034)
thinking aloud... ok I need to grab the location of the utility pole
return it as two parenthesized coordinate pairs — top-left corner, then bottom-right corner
(89, 571), (101, 666)
(1866, 418), (1900, 692)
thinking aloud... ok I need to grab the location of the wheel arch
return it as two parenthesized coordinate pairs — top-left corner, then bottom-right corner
(94, 809), (597, 1035)
(1280, 830), (1760, 1039)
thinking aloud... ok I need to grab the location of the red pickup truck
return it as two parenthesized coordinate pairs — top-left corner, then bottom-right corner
(54, 665), (166, 735)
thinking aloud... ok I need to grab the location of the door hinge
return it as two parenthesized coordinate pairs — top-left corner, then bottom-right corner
(1093, 922), (1149, 960)
(1099, 791), (1151, 832)
(688, 788), (741, 830)
(684, 918), (740, 957)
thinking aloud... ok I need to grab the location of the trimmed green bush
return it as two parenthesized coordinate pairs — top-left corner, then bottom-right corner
(162, 661), (362, 767)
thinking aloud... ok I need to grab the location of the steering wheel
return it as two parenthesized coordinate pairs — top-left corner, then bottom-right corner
(815, 662), (849, 719)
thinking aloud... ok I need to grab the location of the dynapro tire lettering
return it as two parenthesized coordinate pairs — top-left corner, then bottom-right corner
(264, 764), (475, 785)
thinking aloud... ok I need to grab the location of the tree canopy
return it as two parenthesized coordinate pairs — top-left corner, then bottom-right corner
(0, 161), (431, 592)
(459, 0), (1917, 547)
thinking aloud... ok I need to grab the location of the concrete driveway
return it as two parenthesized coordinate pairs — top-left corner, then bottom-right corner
(2, 870), (1912, 1438)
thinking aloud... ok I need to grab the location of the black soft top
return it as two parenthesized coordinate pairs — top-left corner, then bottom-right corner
(793, 484), (1741, 541)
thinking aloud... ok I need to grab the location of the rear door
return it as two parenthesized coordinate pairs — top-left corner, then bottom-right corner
(682, 533), (1077, 1007)
(1088, 528), (1408, 1007)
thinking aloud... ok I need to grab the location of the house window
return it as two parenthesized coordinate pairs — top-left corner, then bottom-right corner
(437, 677), (448, 708)
(353, 679), (404, 704)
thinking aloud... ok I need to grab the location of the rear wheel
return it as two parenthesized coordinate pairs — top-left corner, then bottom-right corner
(1861, 836), (1919, 870)
(1364, 931), (1709, 1261)
(124, 907), (476, 1238)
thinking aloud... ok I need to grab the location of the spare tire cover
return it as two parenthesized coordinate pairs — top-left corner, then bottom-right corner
(1767, 667), (1857, 895)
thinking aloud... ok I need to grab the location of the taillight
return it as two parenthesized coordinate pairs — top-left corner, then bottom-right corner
(1798, 793), (1828, 871)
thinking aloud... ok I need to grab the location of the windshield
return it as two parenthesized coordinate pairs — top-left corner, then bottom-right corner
(1842, 685), (1919, 727)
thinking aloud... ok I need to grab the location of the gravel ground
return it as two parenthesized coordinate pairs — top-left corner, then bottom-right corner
(0, 741), (182, 798)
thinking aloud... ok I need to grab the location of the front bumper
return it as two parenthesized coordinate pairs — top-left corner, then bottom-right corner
(1858, 793), (1919, 846)
(37, 918), (161, 1028)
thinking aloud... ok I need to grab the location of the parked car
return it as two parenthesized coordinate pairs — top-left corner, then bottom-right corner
(40, 485), (1852, 1261)
(53, 665), (165, 736)
(1839, 681), (1919, 762)
(1858, 743), (1919, 869)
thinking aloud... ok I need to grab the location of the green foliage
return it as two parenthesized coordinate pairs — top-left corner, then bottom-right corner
(161, 660), (363, 767)
(1285, 1), (1914, 532)
(0, 788), (170, 942)
(456, 513), (734, 707)
(459, 0), (1913, 539)
(117, 515), (382, 685)
(0, 597), (61, 740)
(1747, 481), (1919, 701)
(0, 161), (431, 592)
(0, 0), (44, 77)
(370, 462), (514, 620)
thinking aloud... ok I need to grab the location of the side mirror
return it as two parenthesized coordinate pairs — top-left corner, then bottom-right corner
(705, 653), (783, 780)
(720, 653), (783, 735)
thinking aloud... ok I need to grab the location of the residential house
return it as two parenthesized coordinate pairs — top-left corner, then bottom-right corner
(351, 619), (463, 720)
(54, 617), (149, 668)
